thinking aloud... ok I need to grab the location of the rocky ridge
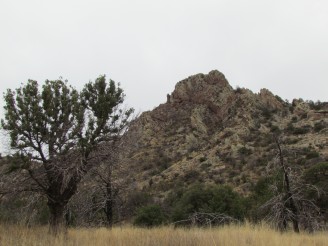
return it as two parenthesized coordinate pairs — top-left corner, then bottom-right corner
(122, 70), (328, 198)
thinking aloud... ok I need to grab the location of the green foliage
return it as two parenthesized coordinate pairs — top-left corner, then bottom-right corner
(1, 76), (134, 230)
(169, 184), (247, 222)
(305, 151), (320, 159)
(307, 100), (327, 110)
(303, 162), (328, 188)
(238, 146), (252, 156)
(269, 125), (280, 134)
(291, 116), (298, 122)
(125, 191), (153, 216)
(286, 123), (311, 135)
(247, 173), (283, 221)
(2, 77), (133, 158)
(183, 169), (201, 183)
(235, 86), (243, 94)
(302, 162), (328, 213)
(134, 205), (166, 227)
(260, 107), (277, 120)
(252, 177), (274, 202)
(2, 80), (83, 152)
(295, 126), (311, 135)
(314, 121), (327, 132)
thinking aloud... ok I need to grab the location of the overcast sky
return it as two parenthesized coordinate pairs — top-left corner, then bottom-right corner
(0, 0), (327, 115)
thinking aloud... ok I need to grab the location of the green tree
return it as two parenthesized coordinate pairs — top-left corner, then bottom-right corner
(1, 76), (133, 234)
(303, 162), (328, 221)
(170, 184), (246, 223)
(134, 205), (166, 227)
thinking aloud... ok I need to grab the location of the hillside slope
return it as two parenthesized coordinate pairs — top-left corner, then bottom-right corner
(122, 70), (328, 197)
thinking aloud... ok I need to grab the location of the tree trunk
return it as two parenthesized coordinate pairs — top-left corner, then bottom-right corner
(275, 136), (300, 233)
(48, 200), (67, 235)
(105, 182), (113, 228)
(289, 198), (300, 233)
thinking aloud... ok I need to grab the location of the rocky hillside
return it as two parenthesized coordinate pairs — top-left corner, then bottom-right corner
(122, 70), (328, 198)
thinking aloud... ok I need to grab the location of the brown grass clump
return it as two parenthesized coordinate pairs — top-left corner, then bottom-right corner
(0, 223), (327, 246)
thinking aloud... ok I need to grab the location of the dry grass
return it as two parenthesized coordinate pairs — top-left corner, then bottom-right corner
(0, 223), (327, 246)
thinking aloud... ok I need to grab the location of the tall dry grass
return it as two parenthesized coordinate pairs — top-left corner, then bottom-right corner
(0, 223), (327, 246)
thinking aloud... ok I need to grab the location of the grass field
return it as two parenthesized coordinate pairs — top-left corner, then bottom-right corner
(0, 223), (327, 246)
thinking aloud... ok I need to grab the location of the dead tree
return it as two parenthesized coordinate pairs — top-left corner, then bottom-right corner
(68, 113), (139, 227)
(262, 135), (322, 232)
(173, 212), (239, 227)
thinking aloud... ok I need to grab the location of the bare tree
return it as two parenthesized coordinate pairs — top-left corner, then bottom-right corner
(173, 212), (239, 227)
(262, 135), (322, 232)
(67, 112), (140, 227)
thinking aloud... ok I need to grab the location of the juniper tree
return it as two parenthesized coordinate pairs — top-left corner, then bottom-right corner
(1, 76), (133, 234)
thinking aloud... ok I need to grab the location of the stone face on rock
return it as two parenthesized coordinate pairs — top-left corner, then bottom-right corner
(122, 70), (328, 197)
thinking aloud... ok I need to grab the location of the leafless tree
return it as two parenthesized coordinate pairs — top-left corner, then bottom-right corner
(173, 212), (239, 227)
(67, 112), (140, 227)
(262, 135), (322, 232)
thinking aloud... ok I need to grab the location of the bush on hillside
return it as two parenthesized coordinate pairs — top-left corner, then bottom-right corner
(134, 205), (166, 227)
(170, 184), (247, 223)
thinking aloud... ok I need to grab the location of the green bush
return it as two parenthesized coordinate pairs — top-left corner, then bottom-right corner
(183, 169), (201, 182)
(170, 184), (247, 222)
(260, 107), (275, 119)
(302, 162), (328, 213)
(307, 100), (327, 110)
(247, 173), (283, 222)
(303, 162), (328, 187)
(134, 205), (166, 227)
(287, 123), (311, 135)
(314, 121), (326, 132)
(306, 151), (320, 159)
(238, 146), (252, 156)
(293, 126), (311, 135)
(124, 191), (153, 216)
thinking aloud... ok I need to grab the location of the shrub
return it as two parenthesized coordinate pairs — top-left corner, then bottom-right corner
(275, 95), (285, 103)
(291, 116), (298, 122)
(238, 146), (252, 156)
(270, 125), (280, 133)
(183, 169), (200, 182)
(134, 205), (166, 227)
(297, 125), (311, 134)
(170, 184), (247, 223)
(125, 191), (153, 216)
(247, 173), (283, 221)
(307, 100), (327, 110)
(235, 86), (243, 94)
(302, 162), (328, 213)
(303, 162), (328, 186)
(261, 107), (274, 119)
(314, 121), (326, 132)
(306, 151), (320, 159)
(287, 124), (311, 135)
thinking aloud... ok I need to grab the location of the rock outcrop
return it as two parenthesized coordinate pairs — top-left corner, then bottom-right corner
(121, 70), (328, 197)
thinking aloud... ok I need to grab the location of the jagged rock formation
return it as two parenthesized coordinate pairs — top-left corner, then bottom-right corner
(122, 70), (328, 197)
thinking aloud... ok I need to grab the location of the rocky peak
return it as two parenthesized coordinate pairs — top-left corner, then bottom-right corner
(258, 88), (284, 110)
(169, 70), (234, 106)
(121, 70), (328, 198)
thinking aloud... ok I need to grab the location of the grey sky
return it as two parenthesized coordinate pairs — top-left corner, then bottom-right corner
(0, 0), (327, 116)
